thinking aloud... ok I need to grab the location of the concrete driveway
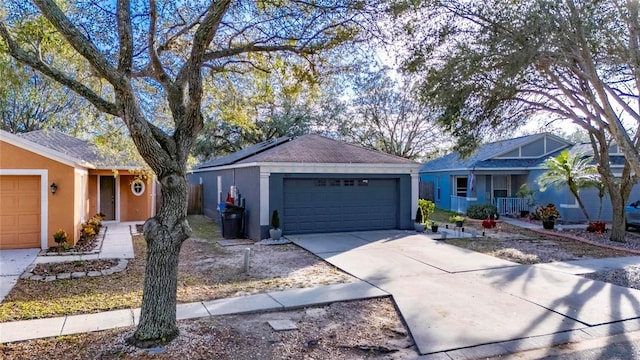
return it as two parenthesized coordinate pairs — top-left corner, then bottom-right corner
(0, 249), (39, 302)
(288, 230), (640, 358)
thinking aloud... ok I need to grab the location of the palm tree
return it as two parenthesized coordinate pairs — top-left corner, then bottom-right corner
(537, 150), (601, 222)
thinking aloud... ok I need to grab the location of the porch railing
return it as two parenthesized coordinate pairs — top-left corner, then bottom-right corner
(450, 195), (475, 214)
(493, 197), (531, 215)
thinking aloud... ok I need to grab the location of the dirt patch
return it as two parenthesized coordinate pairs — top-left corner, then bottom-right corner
(0, 298), (417, 360)
(0, 216), (356, 322)
(31, 259), (119, 276)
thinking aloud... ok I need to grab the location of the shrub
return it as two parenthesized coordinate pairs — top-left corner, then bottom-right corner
(482, 219), (497, 229)
(52, 229), (68, 245)
(415, 207), (423, 224)
(450, 214), (465, 223)
(587, 221), (606, 233)
(271, 210), (280, 229)
(418, 199), (435, 221)
(535, 203), (560, 221)
(466, 204), (498, 220)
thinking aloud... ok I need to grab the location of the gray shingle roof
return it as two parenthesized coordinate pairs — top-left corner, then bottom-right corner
(420, 133), (571, 172)
(197, 136), (290, 168)
(197, 134), (418, 168)
(17, 130), (140, 168)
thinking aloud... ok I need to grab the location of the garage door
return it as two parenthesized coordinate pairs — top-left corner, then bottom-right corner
(0, 176), (41, 249)
(283, 178), (398, 234)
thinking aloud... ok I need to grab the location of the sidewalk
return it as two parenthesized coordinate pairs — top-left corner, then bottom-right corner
(0, 281), (388, 343)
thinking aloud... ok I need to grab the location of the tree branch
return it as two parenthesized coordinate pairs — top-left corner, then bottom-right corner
(32, 0), (124, 88)
(0, 24), (119, 116)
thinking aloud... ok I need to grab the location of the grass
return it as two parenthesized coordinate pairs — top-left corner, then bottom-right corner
(0, 214), (344, 322)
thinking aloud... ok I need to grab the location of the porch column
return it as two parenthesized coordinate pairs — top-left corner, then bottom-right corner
(260, 171), (270, 226)
(411, 173), (419, 220)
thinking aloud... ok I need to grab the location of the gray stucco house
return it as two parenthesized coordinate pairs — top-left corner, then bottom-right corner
(189, 134), (421, 240)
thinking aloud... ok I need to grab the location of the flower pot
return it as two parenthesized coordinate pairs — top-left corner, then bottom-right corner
(269, 228), (282, 240)
(414, 223), (425, 232)
(455, 221), (464, 228)
(542, 220), (555, 230)
(431, 225), (439, 233)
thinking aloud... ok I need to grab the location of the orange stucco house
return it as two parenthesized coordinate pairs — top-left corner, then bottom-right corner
(0, 129), (156, 250)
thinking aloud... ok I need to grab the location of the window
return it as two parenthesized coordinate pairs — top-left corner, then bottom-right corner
(343, 179), (355, 187)
(314, 179), (327, 187)
(492, 175), (509, 198)
(357, 179), (368, 187)
(328, 179), (341, 187)
(455, 176), (468, 197)
(131, 179), (145, 196)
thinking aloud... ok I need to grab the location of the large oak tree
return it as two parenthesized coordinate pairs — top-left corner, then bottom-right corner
(399, 0), (640, 241)
(1, 0), (381, 346)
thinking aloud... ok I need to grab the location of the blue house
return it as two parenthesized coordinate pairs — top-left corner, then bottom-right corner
(420, 132), (632, 222)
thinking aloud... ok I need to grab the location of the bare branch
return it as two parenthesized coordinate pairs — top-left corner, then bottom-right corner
(0, 23), (119, 116)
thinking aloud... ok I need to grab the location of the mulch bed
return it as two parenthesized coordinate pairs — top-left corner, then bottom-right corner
(31, 259), (119, 276)
(44, 231), (103, 254)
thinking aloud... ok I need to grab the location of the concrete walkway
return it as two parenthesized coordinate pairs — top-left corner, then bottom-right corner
(288, 230), (640, 359)
(0, 222), (136, 302)
(0, 280), (387, 343)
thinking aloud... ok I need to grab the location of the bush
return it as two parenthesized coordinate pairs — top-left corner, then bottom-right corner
(466, 204), (498, 220)
(418, 199), (435, 221)
(415, 207), (423, 224)
(587, 221), (606, 233)
(271, 210), (280, 229)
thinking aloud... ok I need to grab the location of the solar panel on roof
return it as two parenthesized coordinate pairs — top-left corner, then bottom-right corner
(196, 136), (291, 169)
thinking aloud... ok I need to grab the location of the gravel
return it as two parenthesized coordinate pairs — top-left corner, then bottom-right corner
(564, 229), (640, 251)
(584, 265), (640, 291)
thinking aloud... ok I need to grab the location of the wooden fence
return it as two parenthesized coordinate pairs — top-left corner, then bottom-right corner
(187, 184), (203, 215)
(419, 181), (434, 200)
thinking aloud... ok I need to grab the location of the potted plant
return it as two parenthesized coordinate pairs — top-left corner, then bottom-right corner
(535, 203), (560, 230)
(450, 214), (465, 227)
(430, 221), (439, 233)
(414, 208), (425, 232)
(269, 210), (282, 240)
(516, 184), (536, 217)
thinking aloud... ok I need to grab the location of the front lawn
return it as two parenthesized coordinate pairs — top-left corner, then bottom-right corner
(0, 215), (352, 322)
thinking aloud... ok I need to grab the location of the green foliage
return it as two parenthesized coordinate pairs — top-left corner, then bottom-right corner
(271, 210), (280, 229)
(449, 214), (465, 223)
(466, 204), (498, 220)
(537, 150), (600, 221)
(415, 207), (423, 224)
(418, 199), (435, 221)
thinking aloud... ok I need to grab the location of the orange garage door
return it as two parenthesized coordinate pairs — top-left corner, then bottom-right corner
(0, 176), (41, 249)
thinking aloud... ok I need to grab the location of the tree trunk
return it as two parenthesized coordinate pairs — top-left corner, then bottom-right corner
(608, 184), (627, 243)
(127, 173), (191, 347)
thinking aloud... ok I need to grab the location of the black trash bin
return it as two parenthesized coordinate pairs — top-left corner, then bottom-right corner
(221, 205), (244, 239)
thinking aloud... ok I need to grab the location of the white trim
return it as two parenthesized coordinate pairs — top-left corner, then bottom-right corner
(98, 175), (120, 221)
(465, 197), (478, 201)
(560, 198), (580, 209)
(411, 173), (419, 220)
(217, 176), (222, 204)
(260, 172), (270, 226)
(0, 169), (48, 249)
(131, 179), (146, 196)
(0, 130), (94, 169)
(191, 161), (420, 174)
(115, 176), (121, 221)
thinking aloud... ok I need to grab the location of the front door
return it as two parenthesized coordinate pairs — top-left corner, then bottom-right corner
(100, 176), (116, 221)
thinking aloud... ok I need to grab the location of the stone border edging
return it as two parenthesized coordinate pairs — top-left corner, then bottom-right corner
(19, 259), (128, 282)
(530, 228), (640, 255)
(38, 227), (108, 257)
